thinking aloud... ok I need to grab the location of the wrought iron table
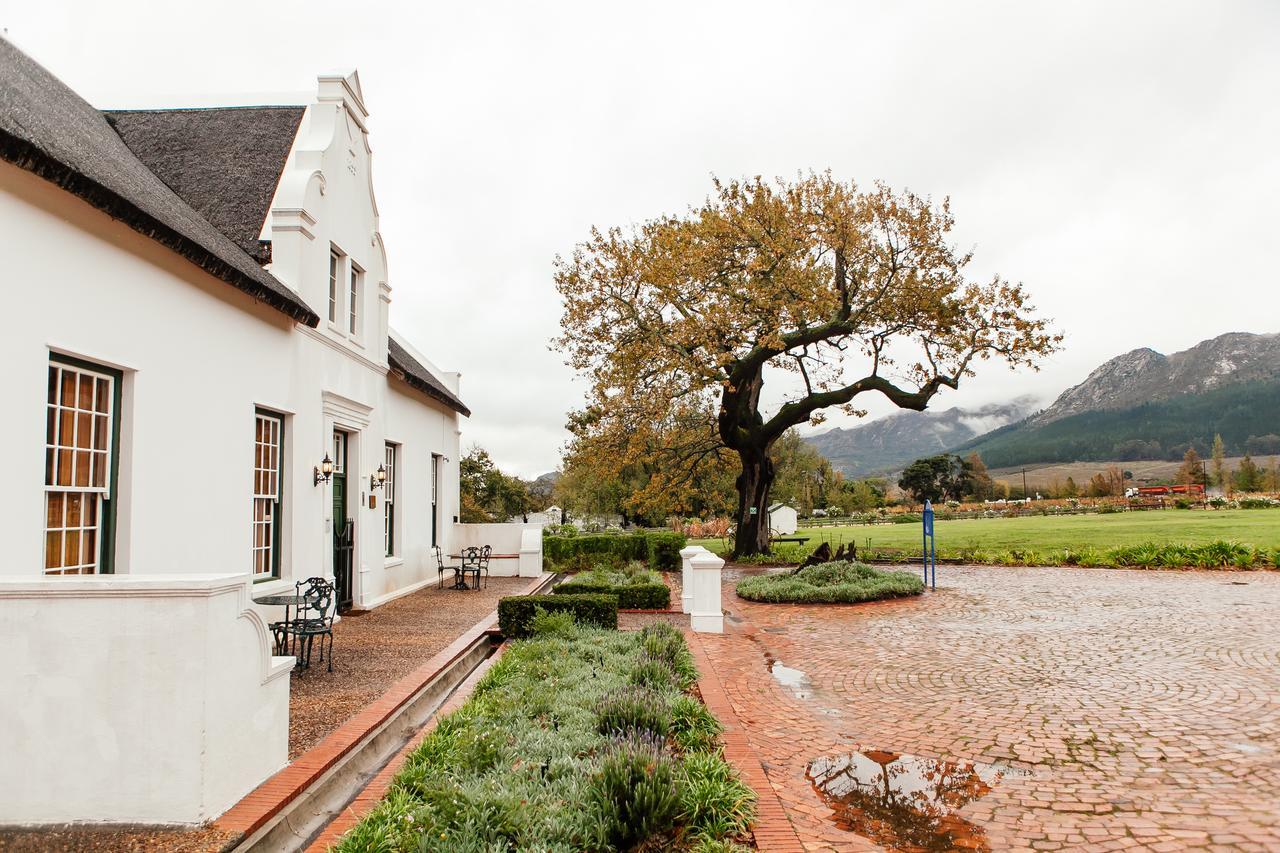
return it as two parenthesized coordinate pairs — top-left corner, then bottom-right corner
(253, 592), (318, 655)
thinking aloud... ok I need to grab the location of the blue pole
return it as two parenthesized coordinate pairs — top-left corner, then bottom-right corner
(922, 500), (934, 589)
(922, 502), (928, 587)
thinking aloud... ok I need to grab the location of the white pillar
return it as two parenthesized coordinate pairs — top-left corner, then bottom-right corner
(518, 527), (543, 577)
(689, 551), (725, 633)
(678, 545), (705, 614)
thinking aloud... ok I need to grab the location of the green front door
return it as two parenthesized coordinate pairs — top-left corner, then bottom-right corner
(332, 430), (354, 611)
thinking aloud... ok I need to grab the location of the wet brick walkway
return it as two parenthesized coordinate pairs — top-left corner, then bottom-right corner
(700, 565), (1280, 852)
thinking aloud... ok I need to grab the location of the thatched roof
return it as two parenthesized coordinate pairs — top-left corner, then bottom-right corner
(387, 337), (471, 417)
(105, 107), (305, 264)
(0, 38), (318, 326)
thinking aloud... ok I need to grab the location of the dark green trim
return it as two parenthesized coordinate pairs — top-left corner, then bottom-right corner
(254, 407), (286, 581)
(49, 352), (122, 575)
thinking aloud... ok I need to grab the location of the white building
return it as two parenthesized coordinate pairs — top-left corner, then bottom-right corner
(768, 503), (799, 536)
(0, 39), (535, 825)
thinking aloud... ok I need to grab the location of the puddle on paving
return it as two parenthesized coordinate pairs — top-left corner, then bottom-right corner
(807, 750), (1030, 851)
(766, 658), (814, 699)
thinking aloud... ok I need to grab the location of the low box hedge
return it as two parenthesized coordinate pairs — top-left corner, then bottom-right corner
(554, 580), (671, 610)
(498, 593), (618, 639)
(644, 531), (686, 571)
(543, 530), (687, 571)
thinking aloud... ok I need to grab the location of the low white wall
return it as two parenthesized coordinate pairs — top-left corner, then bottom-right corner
(453, 523), (544, 577)
(0, 574), (292, 825)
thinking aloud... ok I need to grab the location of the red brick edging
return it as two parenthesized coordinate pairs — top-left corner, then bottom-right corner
(686, 631), (806, 853)
(215, 574), (551, 840)
(304, 643), (510, 851)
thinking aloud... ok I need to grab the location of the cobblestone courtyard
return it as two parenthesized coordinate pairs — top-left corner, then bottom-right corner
(699, 565), (1280, 852)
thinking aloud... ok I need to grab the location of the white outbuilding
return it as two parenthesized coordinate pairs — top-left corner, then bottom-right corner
(768, 503), (799, 536)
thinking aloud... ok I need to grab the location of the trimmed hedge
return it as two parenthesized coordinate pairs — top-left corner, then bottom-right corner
(497, 593), (618, 639)
(645, 531), (685, 571)
(543, 530), (687, 571)
(555, 580), (671, 610)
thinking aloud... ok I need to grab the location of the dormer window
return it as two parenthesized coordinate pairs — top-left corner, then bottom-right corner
(349, 262), (363, 337)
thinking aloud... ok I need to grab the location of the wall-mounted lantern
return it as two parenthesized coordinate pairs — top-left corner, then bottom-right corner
(313, 453), (334, 486)
(370, 463), (387, 491)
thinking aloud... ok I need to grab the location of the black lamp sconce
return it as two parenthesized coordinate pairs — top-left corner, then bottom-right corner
(313, 453), (334, 486)
(370, 463), (388, 491)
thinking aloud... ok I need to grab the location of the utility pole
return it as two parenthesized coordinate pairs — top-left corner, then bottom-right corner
(1022, 468), (1028, 502)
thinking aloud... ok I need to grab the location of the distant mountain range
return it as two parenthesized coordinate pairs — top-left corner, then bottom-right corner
(804, 332), (1280, 476)
(803, 399), (1037, 477)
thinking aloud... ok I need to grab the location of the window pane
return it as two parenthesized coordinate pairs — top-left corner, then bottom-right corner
(78, 373), (94, 410)
(75, 451), (92, 487)
(67, 492), (82, 527)
(46, 493), (64, 527)
(46, 531), (63, 569)
(57, 449), (74, 486)
(76, 412), (93, 449)
(64, 530), (80, 567)
(95, 378), (110, 413)
(60, 371), (76, 405)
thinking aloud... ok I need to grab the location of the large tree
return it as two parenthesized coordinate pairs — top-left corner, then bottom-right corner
(898, 454), (966, 505)
(555, 174), (1058, 555)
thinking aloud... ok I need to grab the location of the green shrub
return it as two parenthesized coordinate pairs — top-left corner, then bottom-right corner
(543, 530), (687, 572)
(646, 530), (687, 570)
(555, 573), (671, 610)
(497, 594), (618, 639)
(528, 608), (578, 638)
(630, 653), (681, 692)
(670, 694), (723, 754)
(595, 686), (670, 738)
(678, 750), (756, 844)
(586, 736), (682, 851)
(736, 561), (924, 604)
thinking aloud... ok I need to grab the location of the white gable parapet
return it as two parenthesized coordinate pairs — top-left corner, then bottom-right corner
(266, 70), (389, 365)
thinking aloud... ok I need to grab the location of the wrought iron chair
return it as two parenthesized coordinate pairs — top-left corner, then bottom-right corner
(476, 544), (492, 589)
(459, 546), (484, 590)
(281, 576), (336, 672)
(434, 545), (464, 590)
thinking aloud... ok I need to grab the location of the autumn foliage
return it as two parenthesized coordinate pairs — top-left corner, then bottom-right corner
(556, 173), (1059, 556)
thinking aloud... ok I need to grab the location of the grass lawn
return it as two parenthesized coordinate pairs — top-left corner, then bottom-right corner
(693, 509), (1280, 554)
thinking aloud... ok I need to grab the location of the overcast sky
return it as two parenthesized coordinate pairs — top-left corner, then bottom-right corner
(7, 1), (1279, 477)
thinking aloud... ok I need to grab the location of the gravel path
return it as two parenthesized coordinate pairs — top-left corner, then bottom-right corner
(288, 575), (532, 758)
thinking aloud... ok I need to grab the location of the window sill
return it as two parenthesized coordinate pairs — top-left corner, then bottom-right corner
(251, 577), (294, 596)
(384, 557), (404, 570)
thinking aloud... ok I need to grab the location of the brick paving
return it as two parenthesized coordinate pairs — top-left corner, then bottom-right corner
(698, 565), (1280, 852)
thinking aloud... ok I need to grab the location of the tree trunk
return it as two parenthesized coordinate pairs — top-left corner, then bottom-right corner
(733, 445), (775, 557)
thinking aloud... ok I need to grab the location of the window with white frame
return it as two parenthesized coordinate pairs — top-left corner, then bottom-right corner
(349, 262), (363, 337)
(430, 454), (440, 548)
(44, 357), (118, 574)
(328, 249), (341, 324)
(252, 410), (285, 579)
(384, 443), (397, 557)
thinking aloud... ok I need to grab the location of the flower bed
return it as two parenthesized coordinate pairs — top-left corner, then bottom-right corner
(332, 618), (755, 852)
(736, 561), (925, 604)
(555, 563), (672, 610)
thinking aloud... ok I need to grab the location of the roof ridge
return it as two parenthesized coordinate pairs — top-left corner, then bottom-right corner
(104, 105), (305, 114)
